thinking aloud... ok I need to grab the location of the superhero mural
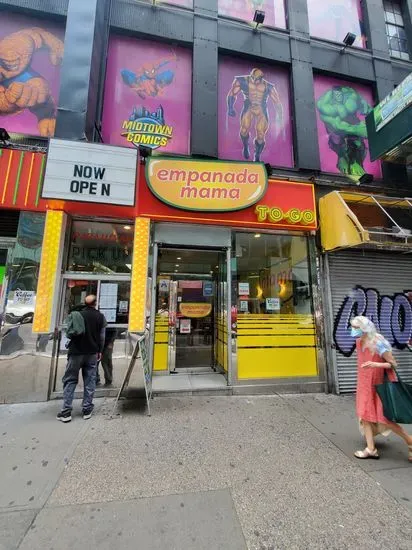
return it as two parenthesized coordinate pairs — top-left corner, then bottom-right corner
(0, 14), (64, 137)
(334, 286), (412, 357)
(307, 0), (366, 48)
(218, 57), (293, 167)
(314, 75), (381, 179)
(218, 0), (286, 30)
(101, 37), (192, 155)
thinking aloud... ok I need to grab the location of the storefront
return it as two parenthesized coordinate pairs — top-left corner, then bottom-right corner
(16, 140), (324, 398)
(320, 191), (412, 393)
(137, 157), (324, 391)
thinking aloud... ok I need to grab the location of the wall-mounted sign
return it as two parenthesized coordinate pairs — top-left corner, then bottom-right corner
(203, 281), (213, 297)
(42, 139), (137, 206)
(373, 73), (412, 132)
(266, 297), (280, 311)
(179, 303), (212, 318)
(180, 318), (191, 334)
(239, 300), (249, 312)
(139, 169), (317, 231)
(238, 282), (250, 296)
(146, 158), (267, 212)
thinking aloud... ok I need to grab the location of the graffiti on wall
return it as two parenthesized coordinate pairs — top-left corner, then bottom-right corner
(0, 15), (64, 137)
(334, 286), (412, 356)
(218, 57), (293, 166)
(102, 37), (192, 154)
(314, 75), (381, 180)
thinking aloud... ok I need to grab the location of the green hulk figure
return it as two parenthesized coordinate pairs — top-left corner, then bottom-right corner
(316, 86), (372, 176)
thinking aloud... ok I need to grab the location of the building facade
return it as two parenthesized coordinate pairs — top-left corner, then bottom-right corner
(0, 0), (411, 402)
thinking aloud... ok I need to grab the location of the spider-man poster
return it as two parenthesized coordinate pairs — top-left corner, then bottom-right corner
(0, 14), (64, 137)
(102, 36), (192, 155)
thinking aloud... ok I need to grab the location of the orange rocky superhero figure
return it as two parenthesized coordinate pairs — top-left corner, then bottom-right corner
(0, 27), (63, 137)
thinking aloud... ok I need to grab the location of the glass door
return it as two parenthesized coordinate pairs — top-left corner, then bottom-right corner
(175, 275), (215, 370)
(52, 275), (132, 393)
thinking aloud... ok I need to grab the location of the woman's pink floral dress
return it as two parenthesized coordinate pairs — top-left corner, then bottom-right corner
(356, 339), (396, 425)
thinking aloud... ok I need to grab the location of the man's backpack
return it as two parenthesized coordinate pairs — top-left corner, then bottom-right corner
(65, 310), (85, 339)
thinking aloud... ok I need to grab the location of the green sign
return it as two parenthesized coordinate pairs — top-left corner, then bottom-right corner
(0, 266), (5, 285)
(373, 73), (412, 132)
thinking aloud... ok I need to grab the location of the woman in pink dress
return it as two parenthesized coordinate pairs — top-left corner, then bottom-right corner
(351, 316), (412, 461)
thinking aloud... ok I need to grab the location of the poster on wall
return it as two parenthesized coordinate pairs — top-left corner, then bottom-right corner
(307, 0), (366, 48)
(314, 75), (381, 180)
(218, 57), (293, 167)
(0, 14), (64, 137)
(102, 36), (192, 155)
(218, 0), (286, 30)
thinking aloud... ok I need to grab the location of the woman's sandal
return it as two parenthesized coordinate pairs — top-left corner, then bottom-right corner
(408, 445), (412, 463)
(354, 447), (380, 459)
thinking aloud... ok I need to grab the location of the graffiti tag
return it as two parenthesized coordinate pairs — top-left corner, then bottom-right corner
(334, 286), (412, 356)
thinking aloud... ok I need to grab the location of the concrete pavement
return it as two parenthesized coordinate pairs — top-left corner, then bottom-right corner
(0, 394), (411, 550)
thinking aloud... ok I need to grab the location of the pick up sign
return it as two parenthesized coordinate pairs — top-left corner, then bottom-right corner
(42, 139), (137, 206)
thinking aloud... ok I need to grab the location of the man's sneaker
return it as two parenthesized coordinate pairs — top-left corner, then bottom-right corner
(56, 410), (72, 423)
(83, 410), (93, 420)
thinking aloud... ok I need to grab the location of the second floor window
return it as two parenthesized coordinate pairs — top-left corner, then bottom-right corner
(384, 0), (410, 60)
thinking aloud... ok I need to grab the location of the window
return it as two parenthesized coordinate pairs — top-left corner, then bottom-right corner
(234, 233), (318, 380)
(67, 221), (133, 274)
(384, 0), (410, 60)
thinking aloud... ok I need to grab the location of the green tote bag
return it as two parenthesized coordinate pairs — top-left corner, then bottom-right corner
(376, 368), (412, 424)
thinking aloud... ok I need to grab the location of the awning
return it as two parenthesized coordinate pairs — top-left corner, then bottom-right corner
(320, 191), (412, 252)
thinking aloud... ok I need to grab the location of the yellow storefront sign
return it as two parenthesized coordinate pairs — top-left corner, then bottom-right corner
(179, 303), (212, 318)
(146, 157), (267, 212)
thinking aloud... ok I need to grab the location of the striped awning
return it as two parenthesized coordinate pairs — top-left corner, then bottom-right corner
(0, 148), (47, 212)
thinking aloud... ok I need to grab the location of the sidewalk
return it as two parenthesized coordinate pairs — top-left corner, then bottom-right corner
(1, 394), (411, 550)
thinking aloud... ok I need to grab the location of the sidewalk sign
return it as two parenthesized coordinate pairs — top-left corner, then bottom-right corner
(111, 330), (152, 417)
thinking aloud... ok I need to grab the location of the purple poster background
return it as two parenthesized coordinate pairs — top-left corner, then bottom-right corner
(219, 0), (286, 30)
(102, 37), (192, 155)
(0, 14), (64, 137)
(314, 75), (382, 178)
(307, 0), (366, 48)
(218, 57), (293, 167)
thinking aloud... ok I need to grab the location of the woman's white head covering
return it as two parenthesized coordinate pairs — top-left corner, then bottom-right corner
(351, 315), (392, 352)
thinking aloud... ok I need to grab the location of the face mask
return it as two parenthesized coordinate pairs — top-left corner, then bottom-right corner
(351, 327), (363, 338)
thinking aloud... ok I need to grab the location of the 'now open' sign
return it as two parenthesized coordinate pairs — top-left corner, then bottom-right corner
(41, 139), (137, 206)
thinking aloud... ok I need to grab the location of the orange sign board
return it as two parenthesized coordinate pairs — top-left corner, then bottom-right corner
(179, 303), (212, 318)
(138, 163), (317, 231)
(146, 158), (267, 212)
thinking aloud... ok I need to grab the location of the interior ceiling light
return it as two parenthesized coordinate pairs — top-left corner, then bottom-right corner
(123, 225), (131, 230)
(254, 233), (261, 238)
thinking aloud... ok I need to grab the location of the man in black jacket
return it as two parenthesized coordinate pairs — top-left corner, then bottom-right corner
(57, 295), (106, 423)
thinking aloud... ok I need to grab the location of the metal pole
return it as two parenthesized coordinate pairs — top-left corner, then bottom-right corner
(226, 247), (233, 386)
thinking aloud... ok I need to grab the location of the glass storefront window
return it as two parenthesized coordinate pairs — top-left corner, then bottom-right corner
(235, 233), (312, 315)
(1, 212), (46, 356)
(67, 221), (133, 274)
(235, 232), (318, 380)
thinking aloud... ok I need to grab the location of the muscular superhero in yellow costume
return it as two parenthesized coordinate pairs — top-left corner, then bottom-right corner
(227, 68), (283, 162)
(0, 28), (63, 137)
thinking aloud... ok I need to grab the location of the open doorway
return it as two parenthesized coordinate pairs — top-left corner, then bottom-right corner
(153, 246), (230, 390)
